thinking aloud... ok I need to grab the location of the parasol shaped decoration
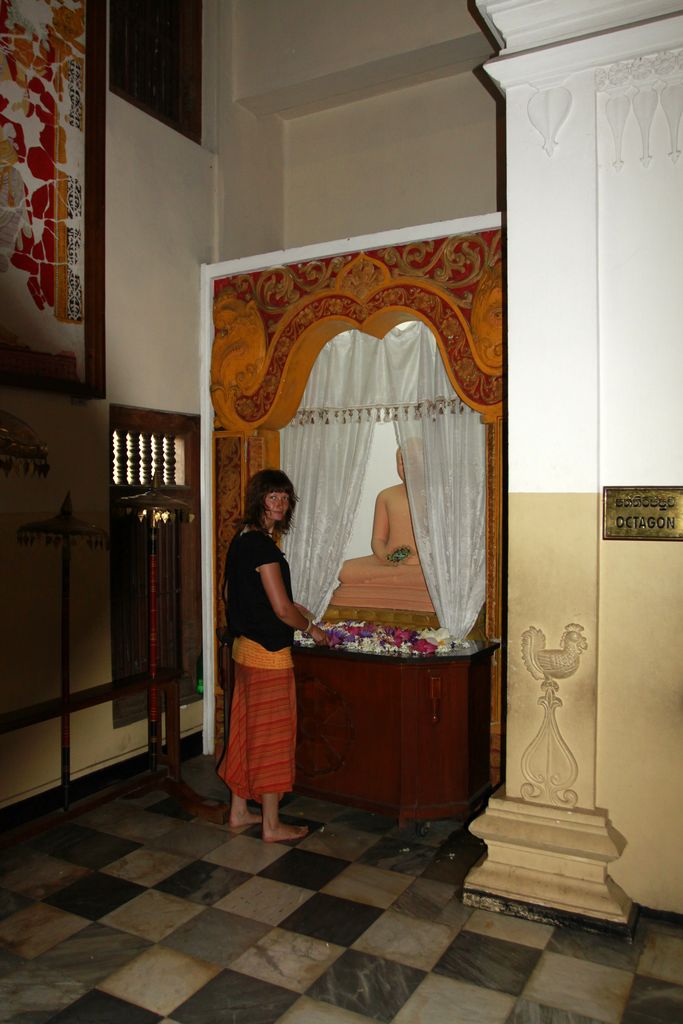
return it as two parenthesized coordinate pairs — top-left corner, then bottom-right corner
(17, 493), (108, 810)
(115, 474), (192, 773)
(0, 409), (50, 478)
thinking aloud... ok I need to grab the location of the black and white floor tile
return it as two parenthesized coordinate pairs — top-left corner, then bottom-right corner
(0, 756), (681, 1024)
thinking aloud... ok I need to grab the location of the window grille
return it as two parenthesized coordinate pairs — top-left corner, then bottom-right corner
(109, 0), (202, 143)
(111, 429), (186, 487)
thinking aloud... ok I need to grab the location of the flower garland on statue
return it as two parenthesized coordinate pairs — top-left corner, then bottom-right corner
(295, 620), (472, 657)
(386, 545), (412, 564)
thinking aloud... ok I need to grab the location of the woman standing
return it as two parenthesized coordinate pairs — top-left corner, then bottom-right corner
(218, 468), (329, 842)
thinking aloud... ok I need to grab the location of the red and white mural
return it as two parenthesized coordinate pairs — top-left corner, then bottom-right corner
(0, 0), (104, 394)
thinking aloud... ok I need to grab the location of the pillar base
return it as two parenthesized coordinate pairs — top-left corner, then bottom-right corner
(463, 787), (635, 935)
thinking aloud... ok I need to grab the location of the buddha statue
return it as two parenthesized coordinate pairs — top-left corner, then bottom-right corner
(330, 448), (436, 617)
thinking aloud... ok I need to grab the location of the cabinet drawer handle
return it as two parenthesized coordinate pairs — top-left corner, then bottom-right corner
(429, 675), (442, 724)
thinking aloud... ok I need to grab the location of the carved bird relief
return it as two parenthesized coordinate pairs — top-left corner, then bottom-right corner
(521, 623), (588, 682)
(519, 623), (586, 806)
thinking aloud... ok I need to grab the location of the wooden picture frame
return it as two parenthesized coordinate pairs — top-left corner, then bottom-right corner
(0, 0), (105, 397)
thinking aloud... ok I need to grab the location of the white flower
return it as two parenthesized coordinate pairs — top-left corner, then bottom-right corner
(420, 628), (452, 649)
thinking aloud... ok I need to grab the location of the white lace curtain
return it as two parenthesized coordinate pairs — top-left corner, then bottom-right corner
(281, 322), (486, 638)
(393, 335), (486, 637)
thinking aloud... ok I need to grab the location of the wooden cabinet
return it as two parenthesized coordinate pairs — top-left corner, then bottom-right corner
(293, 643), (496, 825)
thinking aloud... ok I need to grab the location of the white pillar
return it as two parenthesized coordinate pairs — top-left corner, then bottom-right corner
(465, 1), (683, 929)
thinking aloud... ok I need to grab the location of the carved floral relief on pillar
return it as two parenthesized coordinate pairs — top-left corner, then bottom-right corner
(527, 86), (573, 157)
(597, 49), (683, 170)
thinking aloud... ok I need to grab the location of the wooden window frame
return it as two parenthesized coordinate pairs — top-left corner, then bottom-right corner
(109, 405), (202, 727)
(109, 0), (202, 144)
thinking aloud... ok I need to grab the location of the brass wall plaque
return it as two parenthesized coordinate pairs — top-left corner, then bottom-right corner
(603, 487), (683, 541)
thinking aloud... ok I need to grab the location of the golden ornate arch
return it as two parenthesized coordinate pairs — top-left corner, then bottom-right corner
(210, 229), (505, 778)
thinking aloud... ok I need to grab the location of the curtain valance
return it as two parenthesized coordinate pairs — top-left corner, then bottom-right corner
(290, 397), (464, 426)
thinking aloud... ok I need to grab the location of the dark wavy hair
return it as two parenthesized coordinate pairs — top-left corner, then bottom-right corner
(243, 468), (298, 535)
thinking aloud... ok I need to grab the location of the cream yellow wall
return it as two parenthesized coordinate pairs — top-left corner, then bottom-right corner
(503, 491), (683, 915)
(0, 391), (111, 725)
(219, 0), (499, 257)
(506, 494), (599, 806)
(214, 3), (285, 261)
(284, 72), (498, 247)
(0, 387), (141, 807)
(233, 0), (482, 109)
(598, 542), (683, 911)
(0, 26), (214, 808)
(106, 95), (216, 410)
(506, 499), (683, 917)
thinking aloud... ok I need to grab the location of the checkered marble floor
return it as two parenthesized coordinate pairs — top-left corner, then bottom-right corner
(1, 757), (682, 1024)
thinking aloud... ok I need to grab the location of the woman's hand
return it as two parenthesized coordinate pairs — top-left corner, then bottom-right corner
(260, 574), (329, 645)
(310, 623), (330, 647)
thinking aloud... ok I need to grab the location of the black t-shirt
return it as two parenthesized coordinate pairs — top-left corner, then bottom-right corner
(225, 529), (294, 652)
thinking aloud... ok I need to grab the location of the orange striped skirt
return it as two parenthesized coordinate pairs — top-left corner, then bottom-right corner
(217, 662), (297, 801)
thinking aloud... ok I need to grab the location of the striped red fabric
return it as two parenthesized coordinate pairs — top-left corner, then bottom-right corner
(218, 662), (297, 801)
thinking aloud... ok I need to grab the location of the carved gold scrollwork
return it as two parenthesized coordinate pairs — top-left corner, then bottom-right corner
(235, 256), (352, 316)
(213, 433), (242, 632)
(336, 254), (389, 301)
(470, 260), (503, 375)
(377, 234), (494, 295)
(210, 291), (268, 427)
(210, 230), (504, 762)
(210, 232), (503, 430)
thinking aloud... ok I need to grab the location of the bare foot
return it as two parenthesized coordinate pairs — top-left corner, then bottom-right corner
(262, 823), (309, 843)
(228, 808), (262, 829)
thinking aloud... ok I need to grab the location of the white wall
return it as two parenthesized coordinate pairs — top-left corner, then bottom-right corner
(598, 96), (683, 484)
(505, 70), (599, 496)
